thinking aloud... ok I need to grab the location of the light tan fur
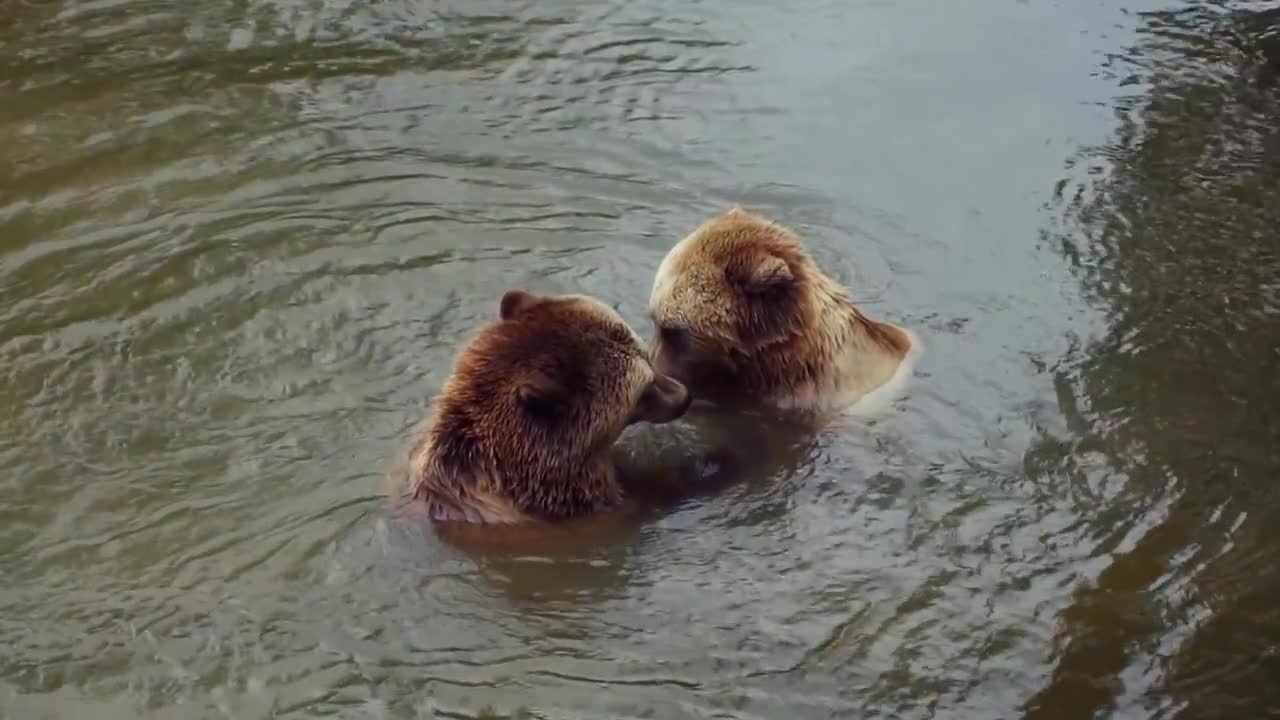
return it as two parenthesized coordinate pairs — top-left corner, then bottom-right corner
(648, 208), (914, 416)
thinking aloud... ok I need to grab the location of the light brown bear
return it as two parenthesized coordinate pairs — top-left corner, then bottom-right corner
(648, 208), (917, 416)
(404, 289), (693, 525)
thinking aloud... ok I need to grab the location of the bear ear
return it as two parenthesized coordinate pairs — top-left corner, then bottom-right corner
(499, 290), (540, 320)
(740, 255), (794, 294)
(514, 367), (567, 420)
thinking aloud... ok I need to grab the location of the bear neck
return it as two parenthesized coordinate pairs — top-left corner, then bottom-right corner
(754, 276), (910, 412)
(412, 402), (623, 523)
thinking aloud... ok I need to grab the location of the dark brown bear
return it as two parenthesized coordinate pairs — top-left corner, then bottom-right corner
(406, 290), (692, 524)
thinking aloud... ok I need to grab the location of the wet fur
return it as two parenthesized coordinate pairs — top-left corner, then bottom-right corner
(649, 208), (913, 415)
(403, 291), (694, 525)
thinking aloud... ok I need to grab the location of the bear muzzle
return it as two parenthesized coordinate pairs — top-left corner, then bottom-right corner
(631, 372), (692, 425)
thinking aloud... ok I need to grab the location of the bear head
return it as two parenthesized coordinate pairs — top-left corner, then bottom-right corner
(647, 208), (831, 406)
(419, 290), (691, 520)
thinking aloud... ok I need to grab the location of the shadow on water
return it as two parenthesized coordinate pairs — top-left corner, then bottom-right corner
(1027, 3), (1280, 718)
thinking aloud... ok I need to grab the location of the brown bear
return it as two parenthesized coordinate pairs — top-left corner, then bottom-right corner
(647, 208), (917, 416)
(404, 289), (694, 525)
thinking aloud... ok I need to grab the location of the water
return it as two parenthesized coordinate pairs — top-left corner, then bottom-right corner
(3, 0), (1278, 717)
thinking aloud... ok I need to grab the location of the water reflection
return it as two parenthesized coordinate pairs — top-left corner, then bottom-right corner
(1030, 3), (1280, 717)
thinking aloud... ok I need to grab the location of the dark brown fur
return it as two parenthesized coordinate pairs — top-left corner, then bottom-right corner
(406, 290), (691, 524)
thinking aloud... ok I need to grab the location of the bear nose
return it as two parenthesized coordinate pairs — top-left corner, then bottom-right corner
(655, 373), (692, 418)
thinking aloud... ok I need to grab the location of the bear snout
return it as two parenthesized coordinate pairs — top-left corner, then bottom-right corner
(651, 344), (688, 388)
(632, 372), (692, 425)
(654, 373), (692, 421)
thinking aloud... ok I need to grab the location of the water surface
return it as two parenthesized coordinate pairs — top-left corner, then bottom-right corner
(3, 0), (1279, 718)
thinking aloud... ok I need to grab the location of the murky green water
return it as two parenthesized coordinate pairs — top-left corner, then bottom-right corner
(3, 0), (1278, 717)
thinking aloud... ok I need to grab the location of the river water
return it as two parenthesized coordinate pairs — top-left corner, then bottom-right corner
(3, 0), (1279, 718)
